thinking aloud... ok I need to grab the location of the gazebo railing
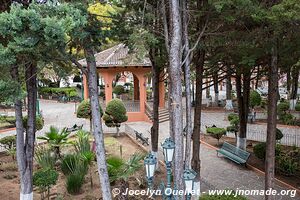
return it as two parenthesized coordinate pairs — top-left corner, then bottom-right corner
(99, 99), (140, 112)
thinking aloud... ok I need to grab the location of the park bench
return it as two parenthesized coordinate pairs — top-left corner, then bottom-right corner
(217, 142), (250, 166)
(134, 130), (149, 146)
(66, 124), (83, 132)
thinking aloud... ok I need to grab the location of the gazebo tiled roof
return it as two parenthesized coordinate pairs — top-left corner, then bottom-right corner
(78, 43), (152, 67)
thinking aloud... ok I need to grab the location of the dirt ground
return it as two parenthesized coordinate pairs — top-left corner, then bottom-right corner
(202, 135), (300, 190)
(0, 135), (167, 200)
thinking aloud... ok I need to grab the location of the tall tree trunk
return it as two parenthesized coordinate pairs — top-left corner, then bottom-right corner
(286, 69), (291, 97)
(182, 0), (192, 169)
(290, 67), (299, 110)
(236, 70), (251, 150)
(149, 2), (160, 166)
(11, 65), (27, 200)
(225, 66), (233, 110)
(265, 41), (278, 200)
(17, 62), (37, 200)
(150, 57), (159, 164)
(168, 0), (184, 191)
(213, 72), (219, 106)
(192, 49), (204, 197)
(84, 47), (112, 200)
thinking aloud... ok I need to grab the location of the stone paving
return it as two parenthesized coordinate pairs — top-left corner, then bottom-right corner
(0, 100), (299, 199)
(126, 121), (299, 200)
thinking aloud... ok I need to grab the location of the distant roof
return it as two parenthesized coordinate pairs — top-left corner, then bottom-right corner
(78, 44), (152, 68)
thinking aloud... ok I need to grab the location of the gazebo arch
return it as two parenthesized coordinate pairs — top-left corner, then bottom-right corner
(79, 44), (165, 122)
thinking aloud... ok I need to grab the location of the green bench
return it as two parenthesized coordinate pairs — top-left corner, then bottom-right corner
(217, 142), (250, 166)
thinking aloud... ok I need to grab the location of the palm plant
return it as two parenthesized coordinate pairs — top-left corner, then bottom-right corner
(110, 153), (145, 200)
(38, 126), (71, 158)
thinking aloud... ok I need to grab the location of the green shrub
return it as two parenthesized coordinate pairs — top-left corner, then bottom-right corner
(33, 169), (58, 199)
(253, 142), (281, 160)
(61, 154), (78, 175)
(76, 100), (103, 119)
(226, 125), (238, 133)
(39, 87), (77, 97)
(201, 194), (247, 200)
(277, 155), (298, 176)
(227, 113), (238, 122)
(106, 156), (124, 180)
(103, 99), (128, 136)
(107, 153), (145, 185)
(250, 90), (262, 108)
(261, 100), (267, 109)
(0, 116), (16, 124)
(37, 126), (70, 158)
(35, 146), (56, 170)
(68, 91), (78, 98)
(206, 127), (226, 145)
(277, 102), (289, 115)
(281, 113), (295, 125)
(66, 172), (85, 194)
(0, 135), (16, 159)
(74, 130), (91, 154)
(113, 85), (125, 96)
(1, 115), (44, 130)
(295, 103), (300, 111)
(0, 135), (16, 150)
(23, 115), (44, 131)
(62, 153), (88, 194)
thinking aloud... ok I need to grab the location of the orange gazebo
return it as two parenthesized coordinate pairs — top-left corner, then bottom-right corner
(79, 44), (165, 122)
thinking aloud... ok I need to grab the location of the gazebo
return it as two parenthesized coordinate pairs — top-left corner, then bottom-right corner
(79, 44), (165, 122)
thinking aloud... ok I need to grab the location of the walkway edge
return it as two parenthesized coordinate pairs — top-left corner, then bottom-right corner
(0, 127), (16, 134)
(201, 140), (300, 194)
(125, 132), (166, 167)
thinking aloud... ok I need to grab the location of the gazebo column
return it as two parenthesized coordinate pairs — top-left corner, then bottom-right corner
(102, 72), (113, 104)
(133, 75), (140, 100)
(159, 79), (165, 108)
(83, 74), (89, 100)
(138, 74), (147, 113)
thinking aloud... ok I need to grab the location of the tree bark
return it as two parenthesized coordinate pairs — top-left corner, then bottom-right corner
(290, 67), (299, 110)
(225, 66), (233, 110)
(18, 62), (37, 200)
(213, 72), (219, 106)
(192, 49), (204, 188)
(182, 0), (192, 169)
(168, 0), (184, 191)
(84, 47), (112, 200)
(11, 65), (29, 200)
(236, 70), (251, 150)
(286, 69), (291, 95)
(265, 41), (278, 200)
(150, 56), (159, 158)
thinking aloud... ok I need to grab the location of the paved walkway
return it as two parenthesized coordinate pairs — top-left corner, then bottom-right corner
(126, 121), (299, 200)
(1, 100), (299, 199)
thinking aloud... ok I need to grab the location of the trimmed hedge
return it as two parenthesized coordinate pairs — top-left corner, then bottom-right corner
(103, 99), (128, 127)
(206, 127), (226, 144)
(295, 103), (300, 111)
(253, 142), (281, 160)
(39, 87), (78, 98)
(250, 90), (262, 108)
(76, 100), (103, 119)
(113, 85), (125, 95)
(228, 113), (238, 122)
